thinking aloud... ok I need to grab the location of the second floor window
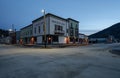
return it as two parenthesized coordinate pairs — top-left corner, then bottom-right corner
(34, 27), (36, 34)
(76, 24), (78, 29)
(70, 23), (73, 28)
(38, 26), (40, 33)
(66, 29), (68, 33)
(55, 25), (63, 31)
(30, 30), (32, 35)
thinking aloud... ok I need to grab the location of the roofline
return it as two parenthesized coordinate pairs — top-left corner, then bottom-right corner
(48, 13), (67, 21)
(67, 18), (79, 23)
(32, 13), (67, 23)
(79, 33), (85, 35)
(79, 33), (88, 36)
(20, 24), (33, 30)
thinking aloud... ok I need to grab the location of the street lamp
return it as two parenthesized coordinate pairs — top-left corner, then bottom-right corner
(41, 9), (46, 48)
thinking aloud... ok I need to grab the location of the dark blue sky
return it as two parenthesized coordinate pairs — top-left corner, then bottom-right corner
(0, 0), (120, 35)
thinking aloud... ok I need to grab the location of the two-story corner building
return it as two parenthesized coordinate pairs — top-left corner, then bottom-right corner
(20, 13), (79, 45)
(67, 18), (79, 43)
(32, 13), (67, 44)
(20, 24), (33, 44)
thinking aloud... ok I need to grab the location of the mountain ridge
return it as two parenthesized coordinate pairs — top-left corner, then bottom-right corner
(89, 22), (120, 40)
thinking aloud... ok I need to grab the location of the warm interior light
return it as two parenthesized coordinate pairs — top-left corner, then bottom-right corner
(20, 39), (23, 44)
(48, 37), (51, 40)
(65, 37), (70, 44)
(31, 37), (34, 44)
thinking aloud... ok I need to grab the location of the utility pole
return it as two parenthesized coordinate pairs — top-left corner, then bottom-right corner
(41, 9), (47, 48)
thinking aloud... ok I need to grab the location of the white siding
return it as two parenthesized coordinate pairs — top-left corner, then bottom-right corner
(59, 36), (66, 43)
(79, 34), (85, 39)
(37, 36), (42, 44)
(49, 16), (67, 36)
(66, 22), (69, 36)
(33, 17), (49, 36)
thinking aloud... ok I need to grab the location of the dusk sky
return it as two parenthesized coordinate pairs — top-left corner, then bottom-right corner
(0, 0), (120, 35)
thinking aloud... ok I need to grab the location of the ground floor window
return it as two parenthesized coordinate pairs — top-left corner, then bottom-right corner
(70, 37), (78, 43)
(70, 37), (74, 42)
(52, 35), (58, 42)
(42, 35), (58, 44)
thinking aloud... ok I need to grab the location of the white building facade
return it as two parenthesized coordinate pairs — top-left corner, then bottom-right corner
(32, 13), (68, 44)
(20, 13), (79, 45)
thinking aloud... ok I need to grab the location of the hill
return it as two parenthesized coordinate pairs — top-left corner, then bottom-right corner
(89, 23), (120, 40)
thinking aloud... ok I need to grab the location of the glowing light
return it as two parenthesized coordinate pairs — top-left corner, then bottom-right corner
(41, 9), (45, 13)
(48, 37), (51, 40)
(64, 37), (67, 42)
(31, 37), (35, 44)
(9, 29), (12, 31)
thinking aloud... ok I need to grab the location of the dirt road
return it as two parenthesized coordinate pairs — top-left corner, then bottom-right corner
(0, 43), (120, 78)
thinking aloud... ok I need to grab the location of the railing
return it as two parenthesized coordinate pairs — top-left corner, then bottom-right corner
(54, 30), (65, 34)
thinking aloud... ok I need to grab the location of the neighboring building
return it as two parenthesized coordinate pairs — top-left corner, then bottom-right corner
(0, 29), (17, 44)
(67, 18), (79, 43)
(0, 29), (10, 44)
(9, 30), (16, 44)
(0, 30), (20, 44)
(20, 24), (33, 44)
(89, 38), (107, 43)
(20, 13), (79, 45)
(89, 35), (117, 43)
(79, 33), (88, 44)
(16, 31), (20, 44)
(0, 37), (11, 44)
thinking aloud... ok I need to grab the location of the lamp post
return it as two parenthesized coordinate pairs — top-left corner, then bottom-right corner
(41, 9), (46, 48)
